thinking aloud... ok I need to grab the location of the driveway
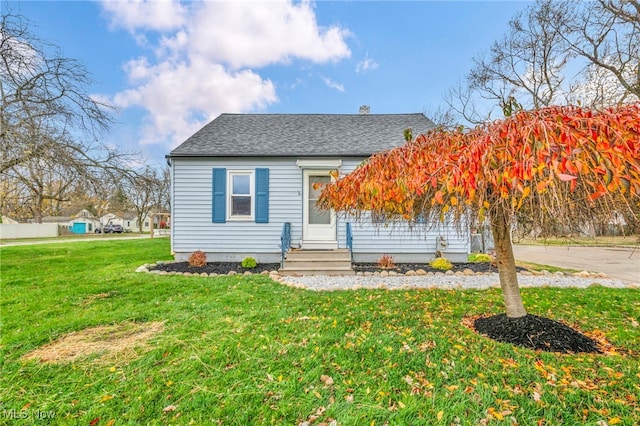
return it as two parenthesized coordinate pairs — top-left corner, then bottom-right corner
(513, 244), (640, 284)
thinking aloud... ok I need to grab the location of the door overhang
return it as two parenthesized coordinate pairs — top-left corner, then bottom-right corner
(296, 159), (342, 169)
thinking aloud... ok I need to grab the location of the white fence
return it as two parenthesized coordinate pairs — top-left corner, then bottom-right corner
(153, 229), (170, 237)
(0, 223), (59, 239)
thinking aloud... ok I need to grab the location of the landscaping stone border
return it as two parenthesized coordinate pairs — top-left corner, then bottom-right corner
(135, 261), (639, 292)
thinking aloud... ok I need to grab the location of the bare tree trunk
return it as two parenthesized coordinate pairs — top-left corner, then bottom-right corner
(32, 193), (43, 224)
(491, 204), (527, 318)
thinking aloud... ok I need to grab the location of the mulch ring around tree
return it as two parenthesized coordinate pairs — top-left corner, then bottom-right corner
(465, 314), (622, 354)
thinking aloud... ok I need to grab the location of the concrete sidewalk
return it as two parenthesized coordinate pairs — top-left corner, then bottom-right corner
(0, 235), (158, 247)
(513, 244), (640, 284)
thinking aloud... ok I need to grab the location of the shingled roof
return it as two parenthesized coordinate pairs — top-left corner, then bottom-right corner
(168, 113), (434, 157)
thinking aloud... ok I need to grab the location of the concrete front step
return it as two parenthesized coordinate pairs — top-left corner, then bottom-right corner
(280, 249), (354, 276)
(284, 260), (352, 268)
(285, 249), (350, 260)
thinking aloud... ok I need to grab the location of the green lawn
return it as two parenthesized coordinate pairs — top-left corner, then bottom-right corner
(1, 240), (639, 425)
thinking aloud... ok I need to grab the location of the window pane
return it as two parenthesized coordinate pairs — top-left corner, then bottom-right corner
(309, 200), (330, 224)
(233, 175), (250, 195)
(309, 175), (331, 199)
(232, 196), (251, 216)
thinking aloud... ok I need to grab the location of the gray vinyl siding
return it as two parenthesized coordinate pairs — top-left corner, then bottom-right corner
(171, 157), (470, 262)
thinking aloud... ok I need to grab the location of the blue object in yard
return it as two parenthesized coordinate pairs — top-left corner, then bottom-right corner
(71, 222), (86, 234)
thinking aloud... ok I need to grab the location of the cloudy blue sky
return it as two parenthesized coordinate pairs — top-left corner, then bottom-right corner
(7, 1), (530, 167)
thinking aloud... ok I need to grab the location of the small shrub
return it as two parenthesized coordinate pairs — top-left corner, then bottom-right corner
(468, 253), (493, 263)
(430, 257), (453, 271)
(377, 254), (396, 269)
(241, 257), (257, 269)
(188, 250), (207, 267)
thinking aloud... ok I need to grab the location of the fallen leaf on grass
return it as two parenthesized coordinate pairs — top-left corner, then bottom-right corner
(487, 407), (505, 420)
(163, 405), (177, 413)
(320, 375), (334, 386)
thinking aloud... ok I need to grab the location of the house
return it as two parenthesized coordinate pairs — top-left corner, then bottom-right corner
(100, 212), (171, 233)
(68, 209), (100, 234)
(41, 209), (100, 234)
(100, 212), (150, 233)
(1, 216), (19, 224)
(166, 112), (471, 270)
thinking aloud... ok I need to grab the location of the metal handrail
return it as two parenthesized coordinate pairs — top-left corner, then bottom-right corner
(280, 222), (291, 268)
(345, 222), (353, 261)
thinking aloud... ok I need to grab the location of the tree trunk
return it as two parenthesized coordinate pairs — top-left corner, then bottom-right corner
(137, 212), (144, 234)
(32, 194), (43, 224)
(491, 204), (527, 318)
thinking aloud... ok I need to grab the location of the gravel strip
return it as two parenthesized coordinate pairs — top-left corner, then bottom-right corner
(279, 273), (638, 292)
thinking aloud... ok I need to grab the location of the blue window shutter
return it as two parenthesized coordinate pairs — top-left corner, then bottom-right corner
(212, 168), (226, 223)
(255, 168), (269, 223)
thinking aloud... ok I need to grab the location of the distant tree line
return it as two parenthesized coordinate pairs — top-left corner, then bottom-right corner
(432, 0), (639, 236)
(0, 12), (170, 227)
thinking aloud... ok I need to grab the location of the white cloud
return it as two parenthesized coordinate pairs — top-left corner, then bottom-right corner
(114, 59), (277, 146)
(100, 0), (352, 149)
(100, 0), (188, 32)
(321, 76), (345, 92)
(189, 0), (351, 69)
(356, 55), (379, 73)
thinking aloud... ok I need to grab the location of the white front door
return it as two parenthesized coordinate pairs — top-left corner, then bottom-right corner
(302, 170), (337, 249)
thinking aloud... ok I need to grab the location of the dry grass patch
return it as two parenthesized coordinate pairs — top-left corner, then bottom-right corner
(21, 321), (164, 364)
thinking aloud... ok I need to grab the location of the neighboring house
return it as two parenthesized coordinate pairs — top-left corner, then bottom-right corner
(1, 216), (19, 224)
(69, 216), (100, 234)
(166, 112), (471, 265)
(68, 209), (100, 234)
(40, 209), (99, 234)
(100, 212), (153, 233)
(40, 215), (73, 225)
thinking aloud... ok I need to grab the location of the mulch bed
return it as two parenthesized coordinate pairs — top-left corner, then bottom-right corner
(150, 261), (527, 275)
(149, 262), (281, 275)
(473, 314), (602, 354)
(353, 262), (528, 274)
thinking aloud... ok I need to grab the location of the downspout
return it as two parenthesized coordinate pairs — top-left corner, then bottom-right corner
(166, 155), (175, 258)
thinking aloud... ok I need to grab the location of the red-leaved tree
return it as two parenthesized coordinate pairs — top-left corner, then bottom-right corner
(319, 104), (640, 318)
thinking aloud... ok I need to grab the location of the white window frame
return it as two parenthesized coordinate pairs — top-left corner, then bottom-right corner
(227, 170), (254, 221)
